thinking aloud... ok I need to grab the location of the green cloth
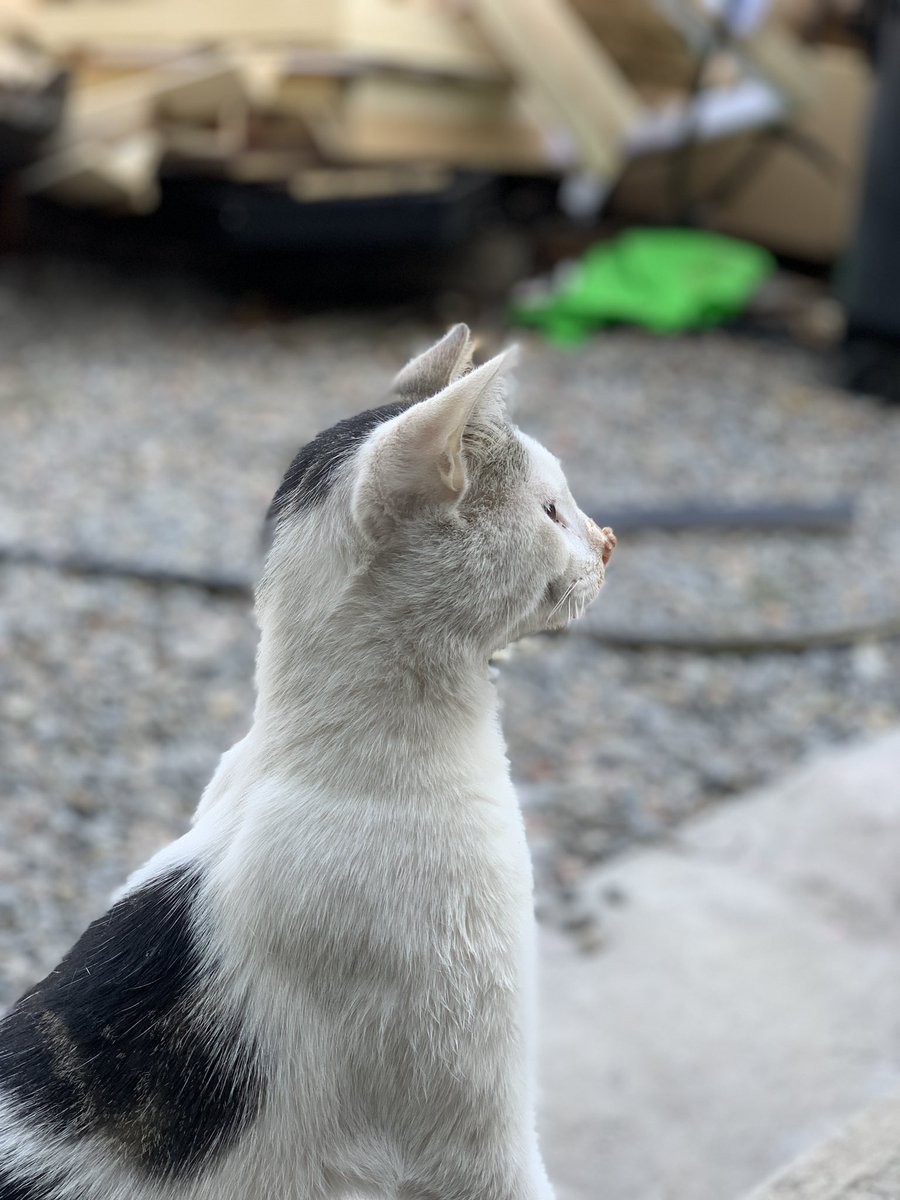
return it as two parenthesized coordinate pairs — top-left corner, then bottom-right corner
(510, 228), (775, 345)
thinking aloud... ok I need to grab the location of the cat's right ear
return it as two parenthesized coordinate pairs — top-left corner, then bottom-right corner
(391, 324), (474, 405)
(353, 346), (518, 535)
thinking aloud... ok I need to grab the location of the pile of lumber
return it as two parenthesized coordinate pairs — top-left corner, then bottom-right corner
(0, 10), (65, 174)
(4, 0), (822, 214)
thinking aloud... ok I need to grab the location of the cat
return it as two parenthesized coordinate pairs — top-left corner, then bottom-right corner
(0, 324), (615, 1200)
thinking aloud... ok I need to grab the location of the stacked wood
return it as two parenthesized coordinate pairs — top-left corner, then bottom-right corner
(612, 42), (872, 261)
(0, 2), (65, 174)
(9, 0), (819, 213)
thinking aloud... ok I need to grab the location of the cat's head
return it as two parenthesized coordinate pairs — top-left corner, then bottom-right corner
(262, 325), (614, 658)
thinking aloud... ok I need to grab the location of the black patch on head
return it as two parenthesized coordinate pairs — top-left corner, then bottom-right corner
(0, 867), (262, 1183)
(0, 1165), (63, 1200)
(267, 400), (405, 524)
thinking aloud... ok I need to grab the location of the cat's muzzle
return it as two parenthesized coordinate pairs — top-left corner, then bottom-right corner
(600, 526), (616, 566)
(587, 520), (616, 567)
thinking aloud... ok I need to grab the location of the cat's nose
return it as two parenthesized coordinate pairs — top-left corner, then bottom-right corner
(599, 526), (616, 566)
(586, 519), (616, 566)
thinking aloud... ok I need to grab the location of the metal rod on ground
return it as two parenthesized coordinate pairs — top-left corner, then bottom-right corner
(588, 500), (855, 534)
(8, 529), (900, 654)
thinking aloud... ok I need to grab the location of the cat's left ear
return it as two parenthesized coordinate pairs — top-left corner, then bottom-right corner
(391, 323), (474, 405)
(354, 345), (519, 532)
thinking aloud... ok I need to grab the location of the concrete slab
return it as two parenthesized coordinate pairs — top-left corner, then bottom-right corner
(744, 1095), (900, 1199)
(537, 730), (900, 1200)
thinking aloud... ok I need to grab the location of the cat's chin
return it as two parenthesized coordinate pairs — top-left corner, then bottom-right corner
(543, 572), (605, 631)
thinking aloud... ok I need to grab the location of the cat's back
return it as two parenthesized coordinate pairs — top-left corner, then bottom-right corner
(0, 864), (261, 1200)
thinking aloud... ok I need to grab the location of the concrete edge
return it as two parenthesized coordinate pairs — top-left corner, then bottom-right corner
(741, 1095), (900, 1199)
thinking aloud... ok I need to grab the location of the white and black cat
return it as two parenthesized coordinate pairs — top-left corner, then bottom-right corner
(0, 326), (615, 1200)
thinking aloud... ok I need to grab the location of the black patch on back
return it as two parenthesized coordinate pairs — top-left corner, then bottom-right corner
(0, 868), (262, 1182)
(0, 1164), (63, 1200)
(267, 400), (405, 523)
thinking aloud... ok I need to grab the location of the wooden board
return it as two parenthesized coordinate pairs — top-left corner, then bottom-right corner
(160, 119), (246, 162)
(30, 0), (504, 80)
(613, 46), (871, 260)
(339, 0), (503, 80)
(739, 23), (823, 110)
(569, 0), (696, 56)
(309, 73), (557, 172)
(222, 147), (308, 181)
(0, 34), (57, 90)
(21, 130), (162, 210)
(245, 107), (314, 148)
(562, 8), (699, 89)
(0, 0), (38, 35)
(53, 56), (251, 146)
(155, 61), (249, 123)
(26, 0), (337, 50)
(272, 73), (343, 119)
(289, 164), (451, 201)
(471, 0), (642, 177)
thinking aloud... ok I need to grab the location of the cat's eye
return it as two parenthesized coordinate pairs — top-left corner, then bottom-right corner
(543, 501), (559, 523)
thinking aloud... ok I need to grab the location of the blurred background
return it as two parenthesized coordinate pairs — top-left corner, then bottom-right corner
(2, 0), (900, 1197)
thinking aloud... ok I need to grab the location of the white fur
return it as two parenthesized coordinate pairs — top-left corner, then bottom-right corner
(0, 329), (613, 1199)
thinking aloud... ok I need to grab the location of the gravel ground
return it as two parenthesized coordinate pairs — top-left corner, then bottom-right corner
(3, 256), (900, 1006)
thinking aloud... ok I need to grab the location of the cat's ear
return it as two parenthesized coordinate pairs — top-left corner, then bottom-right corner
(354, 345), (519, 531)
(391, 324), (474, 405)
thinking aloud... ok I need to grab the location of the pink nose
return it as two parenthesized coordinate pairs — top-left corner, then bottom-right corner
(600, 526), (616, 567)
(588, 519), (616, 566)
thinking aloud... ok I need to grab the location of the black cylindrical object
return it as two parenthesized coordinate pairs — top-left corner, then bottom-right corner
(843, 2), (900, 400)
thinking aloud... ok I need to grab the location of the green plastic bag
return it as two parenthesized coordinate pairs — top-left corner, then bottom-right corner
(510, 228), (775, 345)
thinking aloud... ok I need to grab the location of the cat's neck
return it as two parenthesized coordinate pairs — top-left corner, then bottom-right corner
(247, 603), (503, 798)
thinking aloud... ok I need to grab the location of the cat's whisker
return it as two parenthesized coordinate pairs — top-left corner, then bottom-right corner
(548, 580), (578, 621)
(501, 594), (517, 647)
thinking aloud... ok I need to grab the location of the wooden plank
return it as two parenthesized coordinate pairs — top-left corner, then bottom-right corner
(740, 23), (823, 110)
(160, 118), (246, 162)
(581, 39), (706, 89)
(165, 101), (318, 179)
(155, 61), (248, 123)
(31, 0), (504, 80)
(571, 0), (821, 107)
(309, 73), (557, 172)
(0, 0), (38, 36)
(613, 46), (870, 260)
(561, 4), (701, 88)
(21, 130), (162, 211)
(0, 34), (57, 90)
(340, 0), (503, 80)
(569, 0), (693, 52)
(59, 74), (157, 145)
(470, 0), (642, 177)
(28, 0), (337, 50)
(289, 164), (451, 201)
(270, 74), (343, 119)
(51, 55), (251, 148)
(224, 147), (308, 182)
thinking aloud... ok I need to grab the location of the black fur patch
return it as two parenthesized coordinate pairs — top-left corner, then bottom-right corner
(0, 1165), (62, 1200)
(268, 400), (405, 522)
(0, 868), (261, 1182)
